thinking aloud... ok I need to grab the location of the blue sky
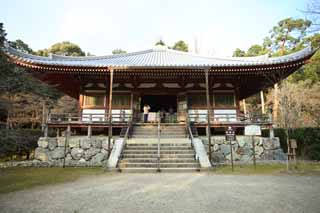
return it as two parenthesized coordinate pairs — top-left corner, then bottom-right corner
(1, 0), (308, 56)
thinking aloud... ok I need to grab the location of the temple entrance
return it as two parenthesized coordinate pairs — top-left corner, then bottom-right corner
(140, 95), (177, 112)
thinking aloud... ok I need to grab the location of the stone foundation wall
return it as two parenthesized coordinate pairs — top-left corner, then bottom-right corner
(34, 136), (112, 167)
(201, 136), (286, 164)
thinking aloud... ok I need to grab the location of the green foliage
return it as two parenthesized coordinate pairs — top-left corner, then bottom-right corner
(8, 40), (34, 54)
(172, 40), (188, 52)
(271, 128), (320, 160)
(155, 39), (166, 46)
(0, 129), (41, 160)
(270, 18), (311, 55)
(112, 48), (127, 54)
(0, 23), (6, 46)
(232, 48), (246, 57)
(246, 44), (267, 56)
(36, 41), (85, 56)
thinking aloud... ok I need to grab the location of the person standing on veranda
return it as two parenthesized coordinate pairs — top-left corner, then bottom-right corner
(143, 104), (151, 123)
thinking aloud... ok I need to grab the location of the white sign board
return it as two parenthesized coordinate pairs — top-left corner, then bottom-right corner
(245, 125), (261, 136)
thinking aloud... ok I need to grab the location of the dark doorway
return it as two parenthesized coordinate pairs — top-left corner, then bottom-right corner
(140, 95), (177, 112)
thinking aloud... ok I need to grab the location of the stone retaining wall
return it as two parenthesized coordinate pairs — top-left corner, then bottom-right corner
(201, 136), (286, 163)
(34, 136), (112, 167)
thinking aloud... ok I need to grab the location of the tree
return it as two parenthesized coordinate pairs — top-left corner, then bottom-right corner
(8, 39), (34, 54)
(269, 18), (312, 55)
(36, 41), (85, 56)
(303, 0), (320, 32)
(112, 49), (127, 54)
(246, 44), (267, 56)
(155, 39), (166, 46)
(172, 40), (188, 52)
(232, 48), (245, 57)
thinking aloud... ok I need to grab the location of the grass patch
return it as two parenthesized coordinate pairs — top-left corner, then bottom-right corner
(213, 163), (320, 175)
(0, 167), (106, 194)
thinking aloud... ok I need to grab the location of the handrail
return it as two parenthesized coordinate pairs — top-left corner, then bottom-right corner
(188, 112), (271, 124)
(157, 112), (161, 172)
(47, 111), (132, 124)
(186, 117), (197, 161)
(116, 117), (133, 168)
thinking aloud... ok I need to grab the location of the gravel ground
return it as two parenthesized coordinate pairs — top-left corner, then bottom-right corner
(0, 173), (319, 213)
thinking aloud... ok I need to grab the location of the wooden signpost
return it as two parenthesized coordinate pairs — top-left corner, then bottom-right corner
(245, 125), (261, 170)
(225, 126), (236, 172)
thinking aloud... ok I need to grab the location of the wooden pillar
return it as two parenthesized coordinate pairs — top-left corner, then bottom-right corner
(243, 99), (247, 115)
(260, 90), (265, 114)
(108, 69), (114, 157)
(79, 85), (84, 118)
(205, 69), (212, 161)
(273, 83), (279, 123)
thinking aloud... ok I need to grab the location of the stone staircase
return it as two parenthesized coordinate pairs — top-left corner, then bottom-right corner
(118, 124), (200, 172)
(132, 124), (187, 138)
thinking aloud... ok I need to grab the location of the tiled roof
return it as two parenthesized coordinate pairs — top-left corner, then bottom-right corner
(3, 44), (316, 68)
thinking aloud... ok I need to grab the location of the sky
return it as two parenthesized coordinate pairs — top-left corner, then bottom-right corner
(1, 0), (309, 56)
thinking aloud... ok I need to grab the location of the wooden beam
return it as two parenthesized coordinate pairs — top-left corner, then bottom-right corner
(205, 69), (212, 162)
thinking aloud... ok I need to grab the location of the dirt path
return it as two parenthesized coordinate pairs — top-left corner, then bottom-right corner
(0, 173), (319, 213)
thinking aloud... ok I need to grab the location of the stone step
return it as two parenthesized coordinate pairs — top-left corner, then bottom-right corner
(126, 143), (191, 147)
(123, 150), (195, 154)
(127, 138), (190, 143)
(131, 135), (187, 138)
(119, 168), (200, 173)
(119, 162), (200, 168)
(120, 158), (197, 163)
(124, 146), (193, 150)
(122, 154), (196, 158)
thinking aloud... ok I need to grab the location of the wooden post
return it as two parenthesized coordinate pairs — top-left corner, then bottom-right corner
(41, 102), (46, 135)
(229, 138), (234, 172)
(243, 99), (247, 115)
(273, 83), (279, 124)
(205, 69), (212, 161)
(252, 135), (256, 170)
(260, 91), (265, 114)
(88, 125), (92, 138)
(108, 69), (114, 157)
(63, 124), (71, 168)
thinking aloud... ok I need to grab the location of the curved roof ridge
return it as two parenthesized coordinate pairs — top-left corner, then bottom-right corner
(162, 48), (272, 62)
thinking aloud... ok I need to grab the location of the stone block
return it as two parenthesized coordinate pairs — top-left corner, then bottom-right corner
(261, 150), (274, 160)
(84, 148), (100, 161)
(92, 139), (102, 149)
(237, 137), (247, 148)
(241, 154), (252, 161)
(69, 137), (80, 148)
(38, 138), (48, 148)
(220, 144), (231, 156)
(90, 153), (106, 165)
(213, 144), (220, 152)
(50, 147), (67, 159)
(262, 137), (280, 150)
(57, 137), (66, 147)
(35, 147), (49, 161)
(71, 148), (84, 160)
(274, 149), (286, 160)
(78, 158), (87, 166)
(80, 138), (92, 149)
(211, 152), (224, 163)
(254, 146), (264, 157)
(48, 138), (57, 151)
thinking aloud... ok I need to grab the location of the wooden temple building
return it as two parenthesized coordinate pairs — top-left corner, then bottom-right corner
(3, 44), (317, 137)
